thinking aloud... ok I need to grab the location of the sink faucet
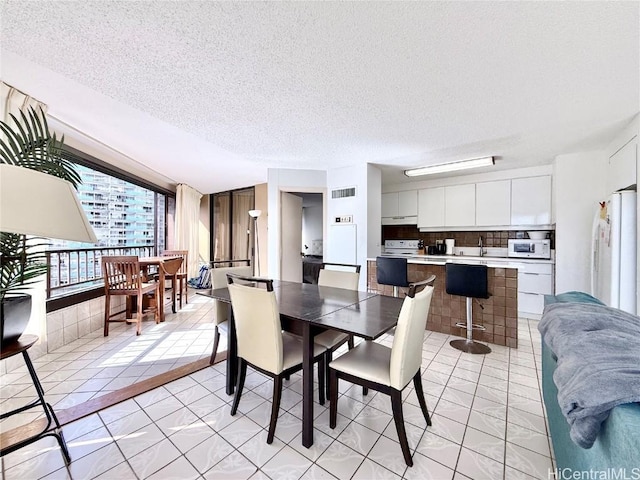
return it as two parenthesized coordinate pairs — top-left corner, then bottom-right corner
(478, 235), (484, 257)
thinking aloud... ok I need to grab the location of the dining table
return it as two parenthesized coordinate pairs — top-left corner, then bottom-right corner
(198, 280), (405, 448)
(139, 256), (183, 321)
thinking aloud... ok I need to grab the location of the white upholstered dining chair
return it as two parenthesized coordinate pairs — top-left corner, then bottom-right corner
(227, 273), (327, 444)
(312, 262), (361, 397)
(208, 265), (252, 364)
(328, 278), (435, 466)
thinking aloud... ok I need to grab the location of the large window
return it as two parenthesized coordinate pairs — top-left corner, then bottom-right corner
(46, 150), (175, 300)
(211, 188), (254, 264)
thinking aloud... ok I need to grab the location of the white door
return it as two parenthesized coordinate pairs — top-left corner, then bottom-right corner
(281, 192), (303, 282)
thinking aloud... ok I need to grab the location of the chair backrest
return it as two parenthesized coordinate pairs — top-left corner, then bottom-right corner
(211, 265), (252, 326)
(445, 263), (489, 299)
(317, 264), (360, 291)
(389, 283), (434, 389)
(376, 256), (409, 288)
(227, 275), (283, 374)
(162, 250), (188, 275)
(102, 255), (142, 293)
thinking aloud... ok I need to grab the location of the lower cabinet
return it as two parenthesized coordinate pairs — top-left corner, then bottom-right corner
(516, 263), (554, 318)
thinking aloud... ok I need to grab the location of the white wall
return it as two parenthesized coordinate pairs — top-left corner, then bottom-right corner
(326, 164), (381, 290)
(266, 169), (327, 279)
(553, 151), (606, 293)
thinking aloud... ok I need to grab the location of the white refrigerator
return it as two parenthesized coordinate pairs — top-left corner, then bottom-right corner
(591, 190), (637, 314)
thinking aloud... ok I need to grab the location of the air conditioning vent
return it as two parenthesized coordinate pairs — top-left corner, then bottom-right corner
(331, 187), (356, 199)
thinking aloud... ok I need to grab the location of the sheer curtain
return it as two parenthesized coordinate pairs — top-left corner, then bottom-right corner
(174, 184), (203, 278)
(1, 82), (48, 123)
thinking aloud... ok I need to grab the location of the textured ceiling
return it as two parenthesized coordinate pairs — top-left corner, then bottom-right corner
(1, 1), (638, 193)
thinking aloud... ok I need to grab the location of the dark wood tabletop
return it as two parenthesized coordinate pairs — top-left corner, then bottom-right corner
(198, 280), (404, 448)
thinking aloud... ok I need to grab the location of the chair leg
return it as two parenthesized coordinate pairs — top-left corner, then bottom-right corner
(317, 357), (325, 406)
(210, 326), (220, 365)
(391, 389), (413, 467)
(182, 277), (188, 305)
(329, 368), (338, 429)
(324, 351), (333, 399)
(268, 376), (283, 444)
(154, 285), (161, 324)
(413, 370), (432, 426)
(103, 294), (110, 337)
(136, 293), (143, 335)
(231, 358), (247, 416)
(171, 275), (177, 313)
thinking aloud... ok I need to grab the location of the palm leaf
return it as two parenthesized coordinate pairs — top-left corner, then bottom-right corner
(0, 107), (80, 188)
(1, 106), (77, 302)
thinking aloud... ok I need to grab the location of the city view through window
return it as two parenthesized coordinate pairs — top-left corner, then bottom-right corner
(47, 164), (171, 295)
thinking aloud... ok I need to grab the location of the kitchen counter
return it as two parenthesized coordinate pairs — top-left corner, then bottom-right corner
(369, 254), (554, 269)
(367, 259), (520, 348)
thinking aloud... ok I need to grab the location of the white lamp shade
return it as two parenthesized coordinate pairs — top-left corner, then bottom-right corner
(248, 209), (262, 218)
(0, 164), (98, 243)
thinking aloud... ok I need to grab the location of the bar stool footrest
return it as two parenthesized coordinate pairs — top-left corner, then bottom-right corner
(449, 339), (491, 355)
(454, 322), (487, 331)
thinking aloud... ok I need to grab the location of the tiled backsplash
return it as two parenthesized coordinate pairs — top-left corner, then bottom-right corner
(382, 226), (555, 248)
(368, 261), (519, 348)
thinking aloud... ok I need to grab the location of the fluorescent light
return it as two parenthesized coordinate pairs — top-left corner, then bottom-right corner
(404, 156), (494, 177)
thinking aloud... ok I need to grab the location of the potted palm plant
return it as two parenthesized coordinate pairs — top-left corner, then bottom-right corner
(0, 107), (82, 345)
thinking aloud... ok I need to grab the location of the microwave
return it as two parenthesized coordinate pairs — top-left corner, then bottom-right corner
(507, 239), (551, 259)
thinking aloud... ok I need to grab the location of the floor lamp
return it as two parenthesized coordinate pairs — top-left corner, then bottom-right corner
(248, 210), (261, 276)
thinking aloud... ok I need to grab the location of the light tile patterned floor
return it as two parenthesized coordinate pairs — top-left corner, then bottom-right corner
(0, 293), (554, 479)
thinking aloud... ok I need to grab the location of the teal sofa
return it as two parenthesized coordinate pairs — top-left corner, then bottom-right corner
(541, 292), (640, 472)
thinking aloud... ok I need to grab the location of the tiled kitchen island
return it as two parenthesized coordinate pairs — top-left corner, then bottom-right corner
(367, 257), (519, 348)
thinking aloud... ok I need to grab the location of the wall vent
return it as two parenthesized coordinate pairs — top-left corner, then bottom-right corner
(331, 187), (356, 199)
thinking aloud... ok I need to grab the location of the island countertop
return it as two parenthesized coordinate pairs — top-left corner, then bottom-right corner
(367, 254), (554, 269)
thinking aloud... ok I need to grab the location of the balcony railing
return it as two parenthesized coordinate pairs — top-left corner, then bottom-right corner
(45, 245), (156, 299)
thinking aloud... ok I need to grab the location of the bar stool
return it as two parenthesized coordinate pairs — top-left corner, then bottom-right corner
(446, 263), (492, 354)
(0, 335), (70, 463)
(376, 256), (409, 297)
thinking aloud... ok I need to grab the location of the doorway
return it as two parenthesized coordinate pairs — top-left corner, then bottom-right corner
(280, 191), (324, 282)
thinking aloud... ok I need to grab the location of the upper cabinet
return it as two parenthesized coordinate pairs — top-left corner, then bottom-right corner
(511, 176), (552, 226)
(476, 180), (511, 226)
(381, 190), (418, 225)
(414, 174), (552, 230)
(417, 187), (445, 228)
(445, 184), (475, 226)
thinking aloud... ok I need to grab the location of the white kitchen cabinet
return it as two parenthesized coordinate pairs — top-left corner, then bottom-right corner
(476, 180), (510, 226)
(382, 190), (418, 225)
(398, 191), (418, 216)
(516, 262), (554, 318)
(417, 187), (445, 228)
(511, 176), (552, 226)
(445, 184), (475, 227)
(381, 192), (398, 218)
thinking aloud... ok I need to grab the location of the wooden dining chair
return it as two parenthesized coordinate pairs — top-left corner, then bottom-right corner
(101, 255), (160, 336)
(208, 265), (252, 365)
(314, 262), (361, 398)
(226, 273), (327, 444)
(328, 278), (435, 467)
(162, 250), (188, 311)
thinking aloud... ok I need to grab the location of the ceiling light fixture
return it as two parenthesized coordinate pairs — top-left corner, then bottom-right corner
(404, 156), (495, 177)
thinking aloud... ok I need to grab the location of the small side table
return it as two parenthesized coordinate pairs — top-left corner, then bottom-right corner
(0, 335), (70, 463)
